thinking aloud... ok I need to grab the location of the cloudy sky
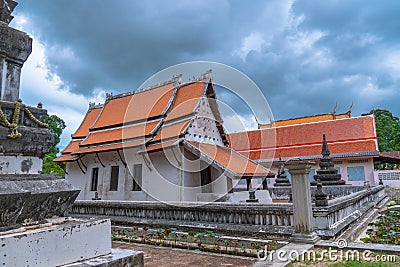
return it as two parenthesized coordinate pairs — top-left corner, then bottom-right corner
(11, 0), (400, 149)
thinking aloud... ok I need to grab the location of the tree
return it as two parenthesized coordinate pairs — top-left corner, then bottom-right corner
(41, 114), (66, 176)
(46, 114), (66, 154)
(362, 109), (400, 152)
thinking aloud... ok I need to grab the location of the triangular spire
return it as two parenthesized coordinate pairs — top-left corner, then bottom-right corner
(321, 134), (330, 157)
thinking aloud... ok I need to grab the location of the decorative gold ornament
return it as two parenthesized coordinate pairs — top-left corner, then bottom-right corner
(0, 101), (48, 139)
(24, 107), (48, 128)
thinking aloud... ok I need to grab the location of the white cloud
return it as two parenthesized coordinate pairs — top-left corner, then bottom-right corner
(359, 78), (395, 100)
(236, 32), (266, 61)
(17, 19), (105, 150)
(222, 113), (258, 133)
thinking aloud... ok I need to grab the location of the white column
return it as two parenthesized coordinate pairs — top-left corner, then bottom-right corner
(286, 161), (320, 244)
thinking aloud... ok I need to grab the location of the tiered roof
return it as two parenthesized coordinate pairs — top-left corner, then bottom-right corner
(184, 141), (273, 177)
(55, 74), (270, 178)
(229, 115), (379, 162)
(259, 112), (351, 128)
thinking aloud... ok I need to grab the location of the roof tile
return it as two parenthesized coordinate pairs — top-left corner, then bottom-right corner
(80, 120), (161, 146)
(61, 140), (81, 154)
(72, 107), (102, 138)
(229, 116), (378, 160)
(91, 83), (174, 130)
(72, 139), (144, 155)
(185, 141), (271, 177)
(152, 120), (191, 142)
(165, 82), (205, 122)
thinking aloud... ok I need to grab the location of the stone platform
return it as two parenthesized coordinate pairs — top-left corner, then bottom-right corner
(0, 218), (143, 267)
(0, 174), (80, 227)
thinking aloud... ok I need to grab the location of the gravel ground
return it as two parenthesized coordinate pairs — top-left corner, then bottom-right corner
(113, 242), (257, 267)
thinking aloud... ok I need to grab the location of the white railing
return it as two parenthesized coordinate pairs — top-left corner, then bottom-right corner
(70, 186), (386, 238)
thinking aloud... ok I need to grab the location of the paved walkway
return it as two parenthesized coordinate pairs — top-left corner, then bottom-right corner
(113, 242), (257, 267)
(252, 243), (314, 267)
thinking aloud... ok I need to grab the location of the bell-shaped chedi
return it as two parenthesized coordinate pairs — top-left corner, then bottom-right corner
(311, 134), (346, 186)
(0, 1), (79, 228)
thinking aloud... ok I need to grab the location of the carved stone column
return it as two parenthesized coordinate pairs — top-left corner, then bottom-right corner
(286, 160), (320, 244)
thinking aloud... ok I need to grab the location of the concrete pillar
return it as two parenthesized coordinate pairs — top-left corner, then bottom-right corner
(286, 160), (320, 244)
(3, 61), (21, 102)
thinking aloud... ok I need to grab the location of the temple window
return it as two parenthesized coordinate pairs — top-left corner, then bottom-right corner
(132, 164), (142, 191)
(110, 166), (119, 191)
(90, 167), (99, 191)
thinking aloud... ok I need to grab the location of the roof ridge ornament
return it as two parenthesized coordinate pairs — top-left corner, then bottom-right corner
(140, 73), (183, 92)
(196, 69), (212, 83)
(347, 101), (353, 116)
(88, 102), (104, 110)
(332, 101), (338, 119)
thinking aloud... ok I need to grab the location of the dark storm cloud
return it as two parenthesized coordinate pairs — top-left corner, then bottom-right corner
(14, 0), (400, 121)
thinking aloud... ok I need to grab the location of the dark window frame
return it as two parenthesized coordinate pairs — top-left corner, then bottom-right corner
(132, 164), (142, 191)
(90, 167), (99, 191)
(110, 166), (119, 191)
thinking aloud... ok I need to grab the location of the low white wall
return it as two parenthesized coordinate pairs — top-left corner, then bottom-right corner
(265, 157), (375, 187)
(374, 170), (400, 188)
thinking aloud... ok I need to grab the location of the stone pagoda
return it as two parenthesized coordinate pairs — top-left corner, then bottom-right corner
(0, 2), (142, 266)
(311, 134), (346, 186)
(274, 157), (291, 186)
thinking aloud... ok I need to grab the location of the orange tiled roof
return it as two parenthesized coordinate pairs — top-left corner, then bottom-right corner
(72, 139), (144, 155)
(139, 139), (181, 154)
(56, 80), (224, 162)
(165, 82), (205, 121)
(61, 140), (81, 154)
(53, 155), (77, 162)
(80, 120), (161, 146)
(152, 120), (191, 142)
(259, 113), (350, 128)
(91, 84), (175, 130)
(185, 141), (271, 177)
(229, 115), (378, 161)
(238, 140), (378, 161)
(72, 107), (103, 139)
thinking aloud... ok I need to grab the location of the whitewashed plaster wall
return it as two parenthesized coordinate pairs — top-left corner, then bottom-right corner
(185, 97), (224, 145)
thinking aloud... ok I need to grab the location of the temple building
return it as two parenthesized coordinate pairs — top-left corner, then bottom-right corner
(229, 112), (400, 187)
(55, 72), (273, 202)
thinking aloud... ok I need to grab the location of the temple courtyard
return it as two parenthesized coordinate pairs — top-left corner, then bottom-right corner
(1, 1), (400, 267)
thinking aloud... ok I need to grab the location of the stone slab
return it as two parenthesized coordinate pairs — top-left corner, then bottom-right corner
(61, 248), (144, 267)
(0, 218), (111, 267)
(0, 174), (80, 225)
(0, 155), (42, 174)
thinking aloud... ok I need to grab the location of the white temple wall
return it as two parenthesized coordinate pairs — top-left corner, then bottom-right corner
(185, 97), (224, 145)
(265, 157), (375, 187)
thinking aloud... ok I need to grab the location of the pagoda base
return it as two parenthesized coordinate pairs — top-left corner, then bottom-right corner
(274, 182), (292, 187)
(310, 180), (346, 186)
